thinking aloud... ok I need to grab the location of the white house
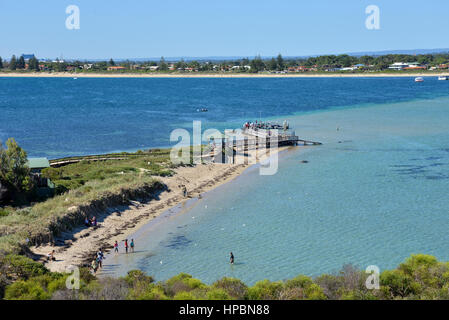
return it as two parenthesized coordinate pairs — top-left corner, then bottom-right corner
(389, 62), (411, 70)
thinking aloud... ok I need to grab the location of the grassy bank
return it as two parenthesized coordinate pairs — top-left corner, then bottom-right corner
(0, 149), (176, 254)
(2, 253), (449, 300)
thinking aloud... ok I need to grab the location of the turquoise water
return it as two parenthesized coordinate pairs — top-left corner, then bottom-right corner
(2, 76), (449, 283)
(1, 77), (449, 158)
(102, 96), (449, 284)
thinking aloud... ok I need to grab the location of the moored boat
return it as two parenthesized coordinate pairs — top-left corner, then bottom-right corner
(438, 76), (448, 80)
(415, 77), (424, 82)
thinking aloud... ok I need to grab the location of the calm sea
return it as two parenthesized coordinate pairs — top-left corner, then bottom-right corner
(1, 76), (448, 158)
(1, 76), (449, 284)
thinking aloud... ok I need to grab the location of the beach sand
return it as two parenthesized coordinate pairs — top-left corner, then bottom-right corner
(31, 146), (289, 273)
(1, 72), (448, 78)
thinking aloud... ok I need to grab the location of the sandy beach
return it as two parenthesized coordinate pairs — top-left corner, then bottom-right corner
(1, 71), (448, 78)
(31, 146), (290, 273)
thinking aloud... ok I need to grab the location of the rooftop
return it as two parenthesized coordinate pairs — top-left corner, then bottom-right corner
(27, 157), (50, 169)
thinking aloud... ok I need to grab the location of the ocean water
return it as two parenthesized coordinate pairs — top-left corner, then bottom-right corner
(1, 76), (449, 284)
(1, 76), (449, 158)
(101, 95), (449, 284)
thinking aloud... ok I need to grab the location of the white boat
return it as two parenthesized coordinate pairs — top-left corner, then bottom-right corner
(415, 77), (424, 82)
(438, 76), (448, 80)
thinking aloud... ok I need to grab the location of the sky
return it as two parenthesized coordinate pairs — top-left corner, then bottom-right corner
(1, 0), (448, 60)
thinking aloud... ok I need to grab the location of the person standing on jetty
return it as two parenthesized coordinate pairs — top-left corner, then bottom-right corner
(130, 239), (135, 253)
(230, 252), (234, 265)
(124, 239), (129, 254)
(97, 249), (104, 268)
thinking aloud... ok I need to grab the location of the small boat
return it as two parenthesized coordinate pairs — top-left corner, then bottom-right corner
(197, 108), (208, 112)
(438, 76), (449, 80)
(415, 77), (424, 82)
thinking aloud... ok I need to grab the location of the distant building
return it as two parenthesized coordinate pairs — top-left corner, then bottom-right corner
(27, 157), (54, 198)
(288, 66), (309, 72)
(21, 54), (35, 62)
(389, 62), (426, 70)
(27, 157), (50, 173)
(149, 66), (159, 71)
(389, 62), (409, 70)
(107, 66), (126, 71)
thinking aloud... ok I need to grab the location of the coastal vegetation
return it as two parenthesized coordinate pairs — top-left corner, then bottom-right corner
(1, 52), (448, 75)
(0, 139), (178, 255)
(0, 138), (33, 203)
(2, 253), (449, 300)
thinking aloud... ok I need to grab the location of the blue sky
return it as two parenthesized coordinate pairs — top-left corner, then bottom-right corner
(1, 0), (448, 59)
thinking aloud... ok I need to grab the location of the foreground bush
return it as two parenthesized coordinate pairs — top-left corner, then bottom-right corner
(4, 254), (449, 300)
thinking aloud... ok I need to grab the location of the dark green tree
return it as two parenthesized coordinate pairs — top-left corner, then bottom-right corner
(159, 57), (168, 71)
(0, 138), (32, 193)
(0, 57), (3, 69)
(17, 56), (25, 69)
(9, 55), (17, 70)
(109, 58), (115, 66)
(28, 57), (40, 71)
(249, 55), (265, 73)
(267, 58), (277, 71)
(276, 54), (285, 70)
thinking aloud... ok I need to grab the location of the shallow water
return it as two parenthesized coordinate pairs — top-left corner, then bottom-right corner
(102, 96), (449, 284)
(1, 77), (449, 158)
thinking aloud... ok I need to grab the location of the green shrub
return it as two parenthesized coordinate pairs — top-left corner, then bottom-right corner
(206, 288), (231, 300)
(164, 273), (206, 297)
(4, 279), (50, 300)
(212, 277), (248, 299)
(1, 254), (48, 280)
(174, 291), (197, 300)
(246, 280), (284, 300)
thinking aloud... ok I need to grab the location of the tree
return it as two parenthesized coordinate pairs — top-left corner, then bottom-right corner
(109, 58), (115, 66)
(267, 58), (277, 71)
(276, 54), (285, 70)
(28, 57), (40, 71)
(159, 57), (168, 71)
(17, 56), (26, 69)
(0, 138), (32, 193)
(0, 57), (3, 69)
(249, 55), (265, 73)
(9, 55), (17, 70)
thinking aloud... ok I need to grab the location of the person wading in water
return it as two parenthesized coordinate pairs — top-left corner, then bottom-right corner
(230, 252), (234, 265)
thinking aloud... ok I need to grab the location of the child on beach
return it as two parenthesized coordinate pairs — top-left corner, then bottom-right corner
(91, 257), (98, 274)
(130, 239), (135, 253)
(114, 241), (119, 253)
(47, 250), (56, 261)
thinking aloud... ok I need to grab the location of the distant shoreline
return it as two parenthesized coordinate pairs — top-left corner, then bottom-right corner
(1, 72), (449, 78)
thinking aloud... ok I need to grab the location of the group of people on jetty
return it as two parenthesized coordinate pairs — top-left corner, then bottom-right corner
(91, 239), (135, 274)
(243, 120), (290, 132)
